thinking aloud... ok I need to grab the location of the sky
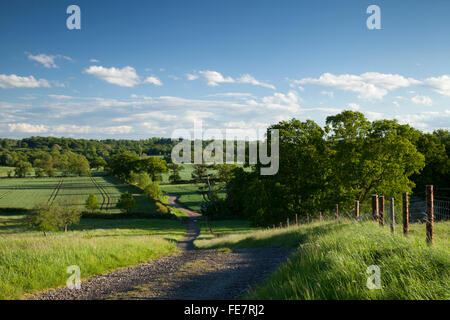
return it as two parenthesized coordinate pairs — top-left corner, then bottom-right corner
(0, 0), (449, 140)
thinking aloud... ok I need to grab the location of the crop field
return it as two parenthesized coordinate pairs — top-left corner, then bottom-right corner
(0, 176), (157, 214)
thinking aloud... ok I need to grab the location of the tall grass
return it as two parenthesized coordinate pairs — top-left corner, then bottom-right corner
(197, 219), (450, 300)
(0, 216), (185, 299)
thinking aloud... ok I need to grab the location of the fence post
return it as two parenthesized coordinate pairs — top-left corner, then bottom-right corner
(390, 198), (395, 233)
(295, 214), (298, 226)
(335, 204), (339, 220)
(426, 185), (434, 245)
(372, 195), (379, 222)
(402, 192), (409, 237)
(307, 213), (310, 224)
(379, 196), (385, 227)
(354, 200), (360, 219)
(287, 218), (290, 228)
(280, 222), (282, 229)
(319, 211), (323, 222)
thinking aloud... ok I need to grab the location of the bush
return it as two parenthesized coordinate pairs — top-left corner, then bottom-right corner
(26, 202), (81, 235)
(156, 202), (169, 214)
(143, 182), (162, 200)
(26, 203), (60, 236)
(117, 192), (136, 214)
(57, 202), (82, 232)
(85, 194), (100, 213)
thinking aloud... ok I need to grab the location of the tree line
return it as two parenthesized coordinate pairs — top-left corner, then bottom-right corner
(205, 111), (449, 226)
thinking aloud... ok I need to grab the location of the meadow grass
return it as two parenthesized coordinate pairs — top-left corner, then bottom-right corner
(196, 219), (450, 300)
(0, 214), (185, 299)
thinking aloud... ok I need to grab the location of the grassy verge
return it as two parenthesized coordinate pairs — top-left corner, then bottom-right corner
(196, 219), (450, 300)
(195, 219), (261, 242)
(0, 214), (185, 299)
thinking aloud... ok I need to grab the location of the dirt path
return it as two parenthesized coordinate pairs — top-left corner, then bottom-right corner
(30, 196), (292, 300)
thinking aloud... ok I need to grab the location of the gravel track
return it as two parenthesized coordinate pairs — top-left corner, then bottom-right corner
(30, 196), (292, 300)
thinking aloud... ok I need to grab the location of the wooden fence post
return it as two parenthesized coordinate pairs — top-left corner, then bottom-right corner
(307, 213), (310, 224)
(379, 196), (385, 227)
(372, 195), (379, 222)
(319, 211), (323, 222)
(287, 218), (290, 228)
(280, 222), (282, 229)
(426, 185), (434, 245)
(335, 204), (339, 219)
(390, 198), (395, 233)
(355, 200), (360, 219)
(295, 214), (298, 226)
(402, 192), (409, 237)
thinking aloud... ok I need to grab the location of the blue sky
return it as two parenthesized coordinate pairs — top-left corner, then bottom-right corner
(0, 0), (449, 139)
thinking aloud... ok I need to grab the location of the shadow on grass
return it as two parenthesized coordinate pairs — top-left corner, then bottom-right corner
(195, 222), (349, 250)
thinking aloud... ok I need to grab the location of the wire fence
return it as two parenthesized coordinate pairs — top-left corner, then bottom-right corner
(271, 185), (449, 245)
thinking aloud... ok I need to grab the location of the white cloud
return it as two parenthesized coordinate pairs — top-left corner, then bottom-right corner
(144, 76), (163, 86)
(365, 111), (384, 121)
(27, 53), (72, 68)
(237, 74), (275, 89)
(84, 65), (140, 87)
(0, 74), (51, 89)
(184, 110), (214, 122)
(90, 59), (100, 63)
(198, 70), (234, 86)
(195, 71), (275, 89)
(321, 91), (334, 98)
(100, 126), (133, 134)
(394, 111), (447, 130)
(186, 73), (199, 81)
(294, 72), (421, 100)
(48, 94), (74, 99)
(8, 123), (49, 133)
(347, 103), (360, 110)
(411, 95), (432, 106)
(205, 92), (254, 98)
(424, 75), (450, 96)
(260, 91), (301, 113)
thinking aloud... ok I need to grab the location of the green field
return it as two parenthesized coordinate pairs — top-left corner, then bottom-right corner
(195, 219), (261, 241)
(0, 214), (185, 299)
(160, 183), (226, 212)
(196, 219), (450, 300)
(0, 176), (161, 214)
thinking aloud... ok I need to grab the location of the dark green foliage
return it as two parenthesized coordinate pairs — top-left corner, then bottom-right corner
(14, 160), (32, 178)
(85, 194), (100, 213)
(26, 202), (81, 235)
(168, 162), (183, 183)
(117, 192), (136, 214)
(225, 111), (435, 227)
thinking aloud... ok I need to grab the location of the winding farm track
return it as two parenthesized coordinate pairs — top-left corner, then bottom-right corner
(89, 175), (111, 210)
(47, 178), (63, 205)
(30, 195), (292, 300)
